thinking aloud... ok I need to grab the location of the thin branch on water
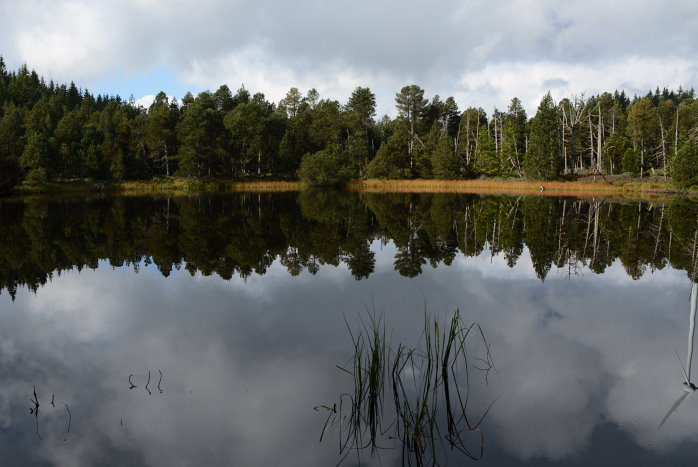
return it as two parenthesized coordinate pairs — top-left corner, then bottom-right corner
(29, 386), (42, 440)
(62, 403), (71, 437)
(145, 370), (152, 395)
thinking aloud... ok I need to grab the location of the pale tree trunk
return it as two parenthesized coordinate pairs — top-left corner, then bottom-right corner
(494, 107), (499, 154)
(465, 112), (471, 165)
(164, 145), (170, 177)
(588, 111), (595, 172)
(611, 108), (616, 134)
(659, 117), (668, 180)
(597, 104), (603, 173)
(674, 105), (679, 155)
(561, 109), (568, 174)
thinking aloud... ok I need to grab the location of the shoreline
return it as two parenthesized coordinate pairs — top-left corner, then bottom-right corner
(10, 177), (688, 200)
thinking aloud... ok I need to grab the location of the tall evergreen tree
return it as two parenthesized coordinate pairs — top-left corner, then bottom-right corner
(525, 92), (562, 180)
(395, 85), (427, 169)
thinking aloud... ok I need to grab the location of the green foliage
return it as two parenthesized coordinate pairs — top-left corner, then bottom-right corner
(25, 167), (47, 184)
(603, 132), (628, 174)
(622, 148), (641, 176)
(366, 123), (410, 179)
(297, 149), (352, 185)
(524, 92), (561, 180)
(20, 129), (51, 176)
(431, 133), (458, 179)
(473, 125), (498, 176)
(671, 139), (698, 188)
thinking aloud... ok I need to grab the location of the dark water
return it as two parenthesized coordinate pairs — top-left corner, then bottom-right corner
(1, 191), (698, 466)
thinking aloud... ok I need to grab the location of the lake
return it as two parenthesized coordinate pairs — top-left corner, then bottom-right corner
(1, 191), (698, 466)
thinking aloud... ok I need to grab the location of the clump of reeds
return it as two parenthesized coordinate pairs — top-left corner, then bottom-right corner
(318, 307), (495, 466)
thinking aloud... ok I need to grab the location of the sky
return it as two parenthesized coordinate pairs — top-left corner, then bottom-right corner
(1, 0), (697, 117)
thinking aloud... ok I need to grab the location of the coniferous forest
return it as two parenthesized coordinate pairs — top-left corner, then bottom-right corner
(1, 57), (697, 188)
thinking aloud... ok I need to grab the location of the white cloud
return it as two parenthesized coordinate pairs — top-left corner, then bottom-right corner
(2, 0), (695, 117)
(455, 57), (698, 114)
(134, 94), (155, 108)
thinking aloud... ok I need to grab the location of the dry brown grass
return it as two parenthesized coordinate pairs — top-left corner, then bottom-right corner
(16, 177), (684, 200)
(113, 179), (302, 194)
(348, 179), (679, 200)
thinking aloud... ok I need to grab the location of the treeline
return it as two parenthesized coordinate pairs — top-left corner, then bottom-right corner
(2, 193), (698, 298)
(1, 57), (698, 186)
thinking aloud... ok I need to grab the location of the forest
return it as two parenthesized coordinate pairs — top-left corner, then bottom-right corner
(0, 57), (697, 188)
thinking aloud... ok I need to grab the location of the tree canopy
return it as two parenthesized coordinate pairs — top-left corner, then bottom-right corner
(0, 57), (696, 188)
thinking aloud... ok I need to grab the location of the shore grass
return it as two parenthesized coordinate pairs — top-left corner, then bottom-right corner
(349, 178), (682, 199)
(15, 178), (303, 195)
(12, 176), (689, 199)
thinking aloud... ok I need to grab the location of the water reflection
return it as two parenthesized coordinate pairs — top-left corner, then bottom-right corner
(1, 192), (698, 465)
(660, 283), (698, 429)
(2, 194), (698, 299)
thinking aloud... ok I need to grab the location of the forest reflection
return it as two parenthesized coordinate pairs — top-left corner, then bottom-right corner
(1, 191), (698, 298)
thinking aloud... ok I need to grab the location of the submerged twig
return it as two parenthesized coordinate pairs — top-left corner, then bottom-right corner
(29, 386), (42, 440)
(158, 370), (164, 394)
(62, 403), (71, 436)
(145, 370), (152, 395)
(129, 374), (137, 390)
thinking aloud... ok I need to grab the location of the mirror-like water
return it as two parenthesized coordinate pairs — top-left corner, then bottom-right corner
(1, 192), (698, 466)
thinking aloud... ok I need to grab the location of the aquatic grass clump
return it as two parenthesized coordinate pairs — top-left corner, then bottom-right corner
(325, 309), (389, 462)
(391, 310), (494, 464)
(318, 306), (495, 466)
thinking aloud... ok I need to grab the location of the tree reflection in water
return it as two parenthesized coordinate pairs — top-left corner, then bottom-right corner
(2, 192), (698, 299)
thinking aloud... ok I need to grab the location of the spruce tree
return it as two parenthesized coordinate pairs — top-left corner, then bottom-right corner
(525, 92), (561, 180)
(432, 132), (458, 179)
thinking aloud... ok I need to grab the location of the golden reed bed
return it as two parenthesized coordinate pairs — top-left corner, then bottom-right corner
(347, 179), (677, 199)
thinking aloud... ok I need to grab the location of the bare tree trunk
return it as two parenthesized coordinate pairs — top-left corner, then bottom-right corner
(493, 107), (498, 153)
(612, 108), (615, 134)
(659, 117), (668, 180)
(561, 109), (568, 174)
(597, 104), (603, 173)
(588, 111), (595, 172)
(674, 105), (679, 155)
(466, 112), (471, 165)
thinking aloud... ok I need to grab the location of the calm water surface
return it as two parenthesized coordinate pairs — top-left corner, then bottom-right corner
(1, 192), (697, 466)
